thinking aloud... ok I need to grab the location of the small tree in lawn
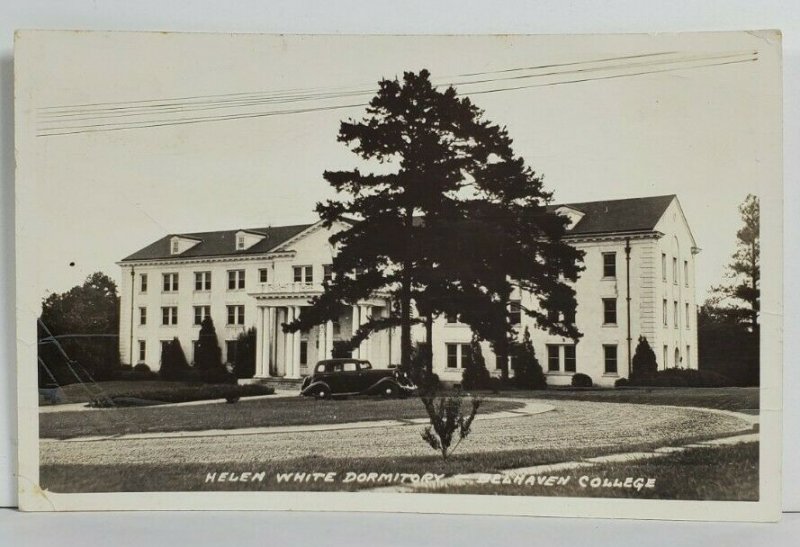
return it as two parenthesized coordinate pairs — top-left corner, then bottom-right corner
(195, 316), (223, 373)
(160, 337), (190, 381)
(420, 390), (482, 461)
(232, 328), (256, 379)
(631, 335), (658, 379)
(461, 334), (492, 390)
(512, 327), (547, 389)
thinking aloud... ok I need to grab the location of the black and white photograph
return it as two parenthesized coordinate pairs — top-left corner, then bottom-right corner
(13, 30), (782, 519)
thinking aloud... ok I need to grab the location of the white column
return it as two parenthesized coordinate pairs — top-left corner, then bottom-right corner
(262, 306), (272, 377)
(351, 304), (360, 358)
(267, 306), (275, 376)
(255, 306), (265, 377)
(325, 320), (334, 359)
(359, 304), (371, 360)
(291, 306), (302, 378)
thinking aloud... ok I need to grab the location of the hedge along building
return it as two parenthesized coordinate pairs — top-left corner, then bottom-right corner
(118, 194), (699, 386)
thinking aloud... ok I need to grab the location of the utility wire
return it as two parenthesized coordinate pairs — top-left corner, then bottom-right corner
(36, 54), (758, 137)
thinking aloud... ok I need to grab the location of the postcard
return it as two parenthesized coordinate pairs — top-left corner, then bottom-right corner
(14, 30), (782, 520)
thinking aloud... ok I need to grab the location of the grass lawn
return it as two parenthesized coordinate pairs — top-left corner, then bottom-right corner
(487, 386), (759, 413)
(426, 442), (759, 501)
(40, 396), (523, 439)
(42, 380), (273, 406)
(40, 436), (756, 497)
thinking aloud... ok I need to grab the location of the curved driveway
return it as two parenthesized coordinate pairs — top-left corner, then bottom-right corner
(40, 398), (755, 466)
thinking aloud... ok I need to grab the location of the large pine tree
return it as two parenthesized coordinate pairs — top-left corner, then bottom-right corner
(286, 70), (582, 371)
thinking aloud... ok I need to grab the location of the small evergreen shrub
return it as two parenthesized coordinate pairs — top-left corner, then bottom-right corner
(159, 338), (191, 381)
(631, 335), (658, 379)
(511, 327), (547, 390)
(195, 317), (223, 372)
(461, 335), (492, 390)
(628, 368), (732, 388)
(133, 363), (151, 373)
(571, 373), (593, 388)
(232, 328), (256, 379)
(614, 377), (630, 388)
(419, 389), (482, 461)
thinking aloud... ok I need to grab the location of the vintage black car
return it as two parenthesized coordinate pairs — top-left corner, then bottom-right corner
(300, 358), (416, 399)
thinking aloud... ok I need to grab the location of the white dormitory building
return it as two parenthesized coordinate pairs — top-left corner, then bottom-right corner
(118, 195), (699, 387)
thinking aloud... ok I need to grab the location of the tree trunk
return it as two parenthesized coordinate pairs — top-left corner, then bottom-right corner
(400, 208), (415, 369)
(425, 313), (434, 373)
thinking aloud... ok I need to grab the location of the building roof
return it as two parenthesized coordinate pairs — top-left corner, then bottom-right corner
(121, 195), (677, 262)
(551, 194), (675, 235)
(121, 224), (313, 262)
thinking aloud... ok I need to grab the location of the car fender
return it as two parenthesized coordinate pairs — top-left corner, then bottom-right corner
(301, 380), (331, 397)
(364, 376), (399, 395)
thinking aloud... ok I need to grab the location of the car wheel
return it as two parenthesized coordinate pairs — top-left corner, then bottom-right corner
(382, 383), (399, 398)
(315, 386), (331, 400)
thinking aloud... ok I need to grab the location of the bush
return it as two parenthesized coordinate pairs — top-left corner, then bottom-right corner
(511, 327), (547, 390)
(627, 368), (732, 388)
(419, 390), (482, 460)
(461, 335), (493, 390)
(571, 373), (593, 388)
(195, 317), (223, 371)
(133, 363), (152, 373)
(159, 338), (191, 381)
(89, 383), (273, 407)
(614, 377), (630, 388)
(631, 335), (658, 379)
(232, 328), (256, 379)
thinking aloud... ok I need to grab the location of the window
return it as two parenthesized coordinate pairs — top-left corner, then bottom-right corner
(194, 305), (210, 326)
(194, 271), (211, 291)
(140, 273), (148, 293)
(663, 345), (668, 370)
(684, 260), (689, 287)
(138, 340), (146, 363)
(300, 341), (308, 365)
(227, 270), (245, 290)
(661, 253), (667, 282)
(171, 240), (180, 254)
(603, 345), (618, 374)
(509, 300), (521, 325)
(161, 306), (178, 326)
(674, 300), (679, 328)
(236, 235), (245, 250)
(663, 299), (668, 326)
(602, 298), (617, 325)
(547, 345), (559, 371)
(602, 252), (616, 278)
(259, 268), (268, 283)
(460, 344), (473, 370)
(139, 307), (147, 326)
(672, 257), (678, 285)
(446, 343), (458, 368)
(225, 340), (238, 363)
(323, 264), (333, 283)
(162, 273), (178, 292)
(686, 345), (691, 368)
(227, 305), (245, 325)
(564, 345), (576, 372)
(445, 312), (459, 324)
(685, 303), (690, 328)
(293, 265), (313, 284)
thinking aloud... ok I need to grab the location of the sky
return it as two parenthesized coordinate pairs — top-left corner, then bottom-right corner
(15, 31), (781, 304)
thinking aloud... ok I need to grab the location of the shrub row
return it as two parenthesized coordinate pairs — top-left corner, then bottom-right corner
(618, 368), (732, 388)
(89, 383), (274, 407)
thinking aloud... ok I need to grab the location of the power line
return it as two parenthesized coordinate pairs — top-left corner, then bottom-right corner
(38, 51), (755, 124)
(35, 54), (758, 137)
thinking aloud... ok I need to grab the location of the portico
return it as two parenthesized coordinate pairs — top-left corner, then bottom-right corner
(251, 283), (395, 379)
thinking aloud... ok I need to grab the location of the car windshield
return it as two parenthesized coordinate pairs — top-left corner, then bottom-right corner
(360, 362), (372, 370)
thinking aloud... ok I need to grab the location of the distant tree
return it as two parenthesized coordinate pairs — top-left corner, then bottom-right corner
(232, 328), (256, 379)
(701, 194), (760, 386)
(631, 336), (658, 379)
(159, 337), (190, 381)
(194, 316), (222, 371)
(38, 272), (120, 384)
(461, 334), (492, 390)
(714, 194), (760, 334)
(511, 327), (547, 389)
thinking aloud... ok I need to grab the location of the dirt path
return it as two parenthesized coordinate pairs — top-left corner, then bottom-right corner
(40, 399), (755, 466)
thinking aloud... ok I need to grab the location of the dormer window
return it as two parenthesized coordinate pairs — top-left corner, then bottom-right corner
(234, 230), (266, 251)
(554, 206), (586, 230)
(171, 240), (179, 254)
(236, 235), (245, 250)
(169, 235), (200, 255)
